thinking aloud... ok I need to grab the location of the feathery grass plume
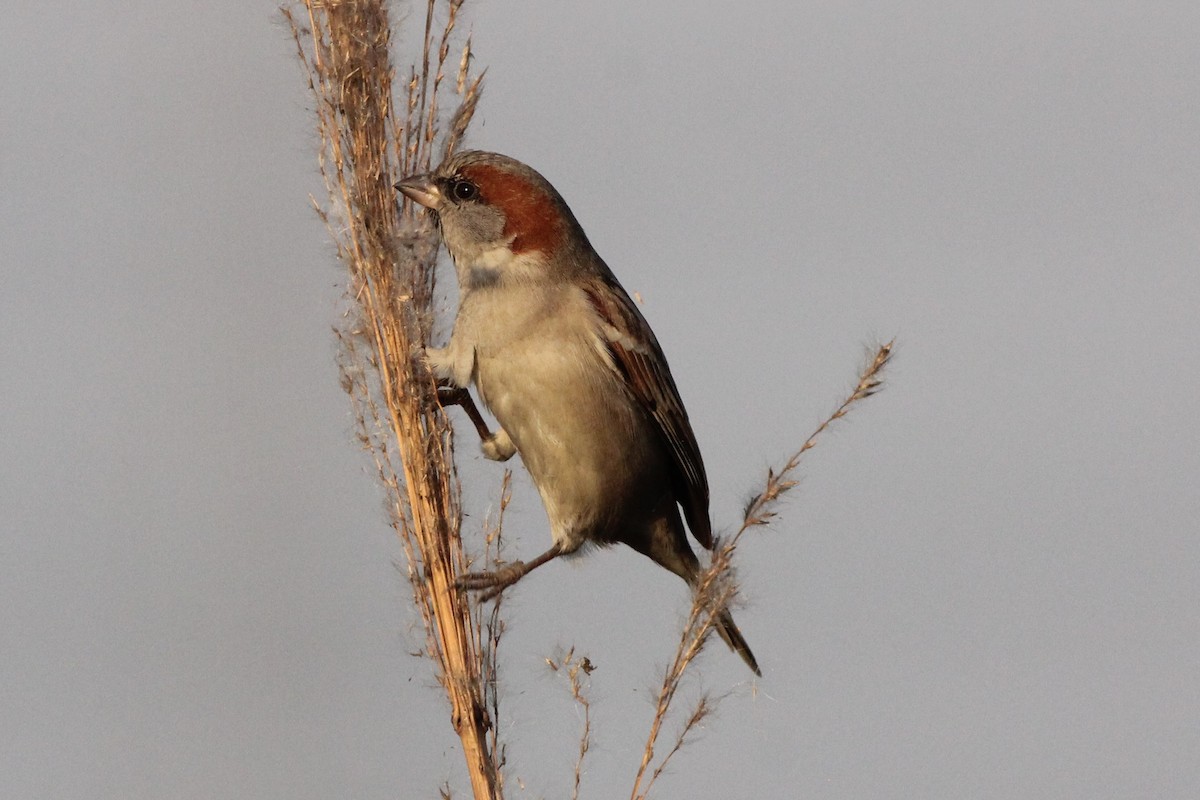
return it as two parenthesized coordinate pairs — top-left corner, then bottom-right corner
(285, 2), (499, 797)
(630, 340), (895, 800)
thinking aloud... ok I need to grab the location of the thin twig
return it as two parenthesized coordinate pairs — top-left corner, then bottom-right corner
(548, 648), (595, 800)
(631, 340), (895, 800)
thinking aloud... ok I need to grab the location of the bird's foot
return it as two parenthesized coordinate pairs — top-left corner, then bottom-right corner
(455, 561), (529, 602)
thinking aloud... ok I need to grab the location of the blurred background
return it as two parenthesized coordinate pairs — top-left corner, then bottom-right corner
(2, 2), (1197, 797)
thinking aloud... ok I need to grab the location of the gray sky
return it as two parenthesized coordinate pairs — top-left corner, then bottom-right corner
(3, 2), (1198, 797)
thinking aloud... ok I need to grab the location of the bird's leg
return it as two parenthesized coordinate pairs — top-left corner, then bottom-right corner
(457, 542), (564, 601)
(437, 385), (517, 462)
(436, 385), (492, 440)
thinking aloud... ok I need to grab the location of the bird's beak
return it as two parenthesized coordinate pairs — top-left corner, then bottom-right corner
(395, 174), (442, 210)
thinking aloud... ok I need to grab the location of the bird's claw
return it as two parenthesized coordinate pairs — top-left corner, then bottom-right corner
(455, 561), (529, 601)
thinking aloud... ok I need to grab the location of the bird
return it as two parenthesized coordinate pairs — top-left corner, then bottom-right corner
(396, 151), (760, 676)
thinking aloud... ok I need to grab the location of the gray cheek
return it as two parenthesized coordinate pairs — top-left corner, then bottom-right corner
(442, 206), (507, 261)
(442, 228), (479, 264)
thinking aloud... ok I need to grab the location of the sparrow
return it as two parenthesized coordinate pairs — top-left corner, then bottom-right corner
(396, 151), (760, 676)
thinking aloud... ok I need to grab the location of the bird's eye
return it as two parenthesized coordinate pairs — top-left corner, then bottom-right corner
(449, 179), (478, 202)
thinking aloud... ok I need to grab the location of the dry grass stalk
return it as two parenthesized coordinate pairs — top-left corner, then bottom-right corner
(630, 340), (895, 800)
(285, 1), (499, 797)
(478, 471), (514, 786)
(547, 647), (596, 800)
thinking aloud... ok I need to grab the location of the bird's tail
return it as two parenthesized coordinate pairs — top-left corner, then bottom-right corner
(715, 607), (761, 677)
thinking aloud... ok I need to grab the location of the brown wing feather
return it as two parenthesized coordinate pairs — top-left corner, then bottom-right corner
(580, 275), (713, 549)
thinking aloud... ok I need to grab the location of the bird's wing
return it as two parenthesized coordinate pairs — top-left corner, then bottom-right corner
(580, 273), (713, 548)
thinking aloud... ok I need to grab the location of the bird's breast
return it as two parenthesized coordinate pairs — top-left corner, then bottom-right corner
(469, 294), (669, 532)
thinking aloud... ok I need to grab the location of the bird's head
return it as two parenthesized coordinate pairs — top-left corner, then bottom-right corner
(396, 151), (592, 287)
